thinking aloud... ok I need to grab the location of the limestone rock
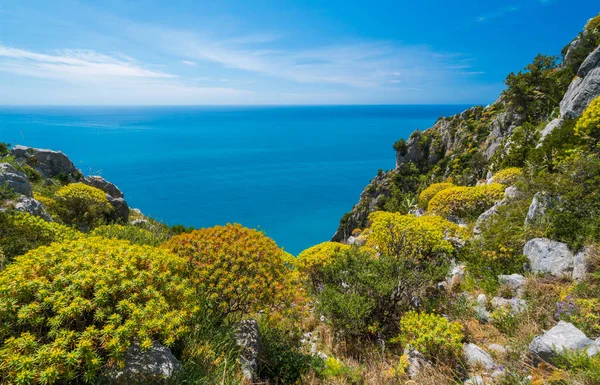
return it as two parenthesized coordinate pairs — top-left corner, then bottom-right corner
(529, 321), (596, 363)
(537, 118), (563, 147)
(560, 45), (600, 118)
(84, 175), (124, 198)
(463, 343), (496, 370)
(0, 163), (32, 197)
(107, 195), (130, 224)
(474, 294), (489, 323)
(498, 274), (526, 296)
(404, 347), (432, 379)
(491, 297), (527, 313)
(523, 238), (574, 278)
(235, 319), (261, 383)
(573, 248), (590, 281)
(488, 344), (508, 356)
(562, 36), (583, 68)
(484, 110), (525, 160)
(10, 145), (78, 179)
(105, 341), (182, 384)
(578, 44), (600, 78)
(14, 196), (52, 221)
(474, 187), (521, 235)
(524, 193), (550, 227)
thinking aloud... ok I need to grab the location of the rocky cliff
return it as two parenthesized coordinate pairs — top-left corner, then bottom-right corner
(333, 19), (600, 242)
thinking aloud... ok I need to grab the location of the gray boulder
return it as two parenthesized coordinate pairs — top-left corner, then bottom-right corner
(474, 294), (490, 323)
(488, 343), (508, 356)
(491, 297), (527, 313)
(84, 175), (124, 198)
(463, 343), (496, 370)
(523, 238), (574, 278)
(498, 274), (526, 296)
(404, 347), (432, 379)
(235, 319), (261, 383)
(14, 196), (52, 221)
(560, 45), (600, 118)
(105, 341), (182, 384)
(529, 321), (596, 363)
(573, 248), (590, 281)
(0, 163), (32, 197)
(10, 145), (78, 179)
(537, 118), (563, 147)
(578, 45), (600, 78)
(484, 110), (525, 160)
(524, 193), (550, 227)
(474, 187), (520, 235)
(107, 195), (130, 223)
(562, 36), (583, 68)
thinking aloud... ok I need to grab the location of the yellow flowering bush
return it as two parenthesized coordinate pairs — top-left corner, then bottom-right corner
(575, 95), (600, 149)
(0, 211), (81, 262)
(53, 183), (113, 231)
(91, 224), (162, 246)
(296, 242), (351, 275)
(418, 182), (455, 208)
(0, 237), (194, 384)
(164, 224), (294, 316)
(391, 311), (463, 363)
(491, 167), (523, 185)
(365, 211), (457, 260)
(428, 183), (505, 219)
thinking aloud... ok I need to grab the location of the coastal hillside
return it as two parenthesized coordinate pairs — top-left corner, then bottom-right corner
(1, 13), (600, 385)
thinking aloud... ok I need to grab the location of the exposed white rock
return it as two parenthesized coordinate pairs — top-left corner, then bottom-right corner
(498, 274), (526, 296)
(491, 297), (527, 313)
(537, 118), (563, 147)
(523, 238), (574, 278)
(84, 175), (124, 198)
(235, 319), (261, 383)
(10, 145), (78, 179)
(529, 321), (597, 363)
(404, 347), (432, 379)
(14, 196), (52, 221)
(525, 193), (550, 227)
(105, 341), (181, 384)
(463, 343), (496, 370)
(0, 163), (32, 197)
(560, 45), (600, 118)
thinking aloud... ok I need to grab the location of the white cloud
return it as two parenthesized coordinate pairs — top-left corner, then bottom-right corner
(181, 60), (196, 66)
(0, 45), (252, 104)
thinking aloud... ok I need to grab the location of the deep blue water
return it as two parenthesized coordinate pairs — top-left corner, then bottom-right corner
(0, 105), (469, 254)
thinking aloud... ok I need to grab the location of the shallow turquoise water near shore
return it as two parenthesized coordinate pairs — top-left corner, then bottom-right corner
(0, 105), (470, 254)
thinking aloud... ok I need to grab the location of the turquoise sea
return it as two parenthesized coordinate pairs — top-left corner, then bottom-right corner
(0, 105), (469, 254)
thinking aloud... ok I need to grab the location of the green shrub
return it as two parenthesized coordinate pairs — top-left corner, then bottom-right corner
(313, 246), (448, 339)
(0, 211), (81, 263)
(0, 183), (17, 200)
(91, 224), (163, 246)
(418, 182), (454, 208)
(53, 183), (113, 231)
(391, 311), (463, 364)
(0, 237), (194, 384)
(427, 183), (505, 219)
(575, 95), (600, 151)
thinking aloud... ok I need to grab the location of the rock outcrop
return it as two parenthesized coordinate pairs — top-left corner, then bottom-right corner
(84, 176), (124, 198)
(529, 321), (598, 363)
(498, 274), (526, 296)
(14, 196), (52, 221)
(235, 319), (261, 383)
(107, 195), (130, 224)
(0, 163), (32, 197)
(105, 342), (182, 384)
(524, 193), (550, 227)
(560, 45), (600, 118)
(473, 186), (521, 235)
(10, 145), (79, 179)
(537, 118), (564, 146)
(523, 238), (589, 280)
(463, 343), (496, 370)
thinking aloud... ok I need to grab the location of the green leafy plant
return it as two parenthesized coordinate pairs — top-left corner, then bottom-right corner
(52, 183), (113, 231)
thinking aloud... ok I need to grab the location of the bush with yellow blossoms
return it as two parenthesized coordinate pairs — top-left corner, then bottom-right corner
(0, 211), (81, 263)
(418, 182), (455, 208)
(575, 95), (600, 150)
(296, 241), (351, 274)
(427, 183), (505, 219)
(366, 211), (460, 260)
(164, 223), (295, 317)
(0, 237), (194, 384)
(91, 224), (163, 246)
(53, 183), (113, 231)
(491, 167), (523, 185)
(391, 311), (463, 364)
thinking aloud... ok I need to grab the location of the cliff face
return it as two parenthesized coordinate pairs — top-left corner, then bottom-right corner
(332, 22), (600, 243)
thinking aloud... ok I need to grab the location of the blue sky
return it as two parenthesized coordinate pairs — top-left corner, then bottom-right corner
(0, 0), (598, 105)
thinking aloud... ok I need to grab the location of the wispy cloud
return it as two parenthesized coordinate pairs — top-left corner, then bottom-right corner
(0, 46), (174, 80)
(126, 24), (480, 90)
(0, 46), (252, 104)
(181, 60), (196, 66)
(476, 5), (521, 22)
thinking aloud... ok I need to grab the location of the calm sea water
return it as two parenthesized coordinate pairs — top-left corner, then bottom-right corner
(0, 105), (469, 254)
